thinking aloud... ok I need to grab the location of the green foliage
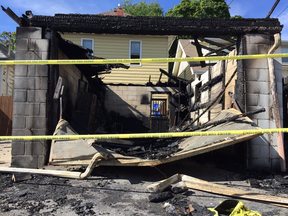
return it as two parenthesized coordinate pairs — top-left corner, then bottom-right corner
(0, 31), (16, 52)
(165, 0), (230, 18)
(230, 15), (243, 19)
(120, 0), (164, 16)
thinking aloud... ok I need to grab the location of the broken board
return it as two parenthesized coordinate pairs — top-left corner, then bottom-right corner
(49, 109), (262, 166)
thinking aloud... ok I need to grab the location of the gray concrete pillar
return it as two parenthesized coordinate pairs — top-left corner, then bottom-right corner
(11, 27), (49, 168)
(245, 34), (283, 171)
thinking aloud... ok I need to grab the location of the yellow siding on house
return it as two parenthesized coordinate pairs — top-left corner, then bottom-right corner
(60, 33), (169, 85)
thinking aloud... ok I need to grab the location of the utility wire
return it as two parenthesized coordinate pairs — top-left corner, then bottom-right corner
(277, 5), (288, 17)
(218, 0), (234, 18)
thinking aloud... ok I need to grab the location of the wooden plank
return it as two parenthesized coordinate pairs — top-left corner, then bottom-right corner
(0, 96), (13, 135)
(182, 175), (288, 207)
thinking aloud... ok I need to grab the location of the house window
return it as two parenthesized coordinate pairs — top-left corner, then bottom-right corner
(129, 40), (142, 66)
(81, 38), (94, 55)
(282, 47), (288, 63)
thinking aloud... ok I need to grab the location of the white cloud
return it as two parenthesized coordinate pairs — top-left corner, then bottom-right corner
(278, 11), (288, 41)
(228, 2), (249, 17)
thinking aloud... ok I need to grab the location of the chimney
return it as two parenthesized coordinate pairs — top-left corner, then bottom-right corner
(117, 4), (123, 16)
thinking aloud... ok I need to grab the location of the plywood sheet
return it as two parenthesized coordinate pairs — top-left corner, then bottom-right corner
(49, 109), (261, 167)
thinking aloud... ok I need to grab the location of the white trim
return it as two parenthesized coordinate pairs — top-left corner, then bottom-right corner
(129, 40), (142, 66)
(81, 38), (94, 52)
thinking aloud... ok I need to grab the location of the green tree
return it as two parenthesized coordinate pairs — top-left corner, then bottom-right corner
(165, 0), (230, 18)
(120, 0), (164, 16)
(0, 31), (16, 52)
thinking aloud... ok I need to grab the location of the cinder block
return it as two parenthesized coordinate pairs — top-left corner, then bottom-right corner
(117, 86), (128, 91)
(26, 117), (47, 129)
(30, 39), (49, 52)
(13, 103), (40, 116)
(270, 145), (280, 159)
(12, 117), (26, 129)
(258, 44), (270, 54)
(38, 155), (46, 168)
(246, 94), (270, 107)
(271, 158), (281, 171)
(259, 144), (270, 159)
(245, 58), (268, 69)
(258, 119), (274, 129)
(15, 65), (28, 77)
(245, 34), (271, 45)
(15, 51), (38, 60)
(247, 144), (260, 159)
(11, 155), (38, 168)
(128, 95), (136, 101)
(246, 81), (270, 94)
(16, 27), (42, 39)
(27, 65), (48, 77)
(245, 68), (269, 82)
(15, 39), (28, 51)
(14, 90), (27, 102)
(25, 141), (46, 155)
(35, 77), (48, 90)
(247, 158), (271, 171)
(127, 90), (137, 96)
(39, 51), (49, 60)
(248, 135), (269, 146)
(12, 129), (33, 136)
(39, 103), (47, 117)
(128, 86), (138, 91)
(14, 77), (35, 90)
(28, 129), (46, 136)
(27, 90), (47, 103)
(11, 141), (25, 155)
(245, 44), (258, 55)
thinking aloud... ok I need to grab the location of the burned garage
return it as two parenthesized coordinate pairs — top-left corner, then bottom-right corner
(1, 5), (288, 215)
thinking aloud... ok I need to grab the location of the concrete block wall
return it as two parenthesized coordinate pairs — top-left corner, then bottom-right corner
(105, 85), (176, 129)
(58, 49), (87, 108)
(12, 27), (49, 168)
(245, 34), (283, 171)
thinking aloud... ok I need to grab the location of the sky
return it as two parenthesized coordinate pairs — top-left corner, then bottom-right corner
(1, 0), (288, 40)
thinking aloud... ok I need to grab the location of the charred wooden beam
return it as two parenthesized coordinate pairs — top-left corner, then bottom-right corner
(193, 36), (206, 68)
(1, 6), (21, 25)
(23, 14), (283, 36)
(198, 73), (224, 92)
(159, 68), (188, 84)
(191, 41), (228, 56)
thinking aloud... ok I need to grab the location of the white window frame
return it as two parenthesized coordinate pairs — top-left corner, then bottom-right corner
(129, 40), (142, 66)
(81, 38), (94, 53)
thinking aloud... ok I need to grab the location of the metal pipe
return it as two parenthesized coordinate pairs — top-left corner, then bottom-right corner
(0, 153), (107, 179)
(267, 33), (286, 172)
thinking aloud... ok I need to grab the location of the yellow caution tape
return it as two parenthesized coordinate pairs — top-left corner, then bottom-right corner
(1, 128), (288, 140)
(0, 53), (287, 65)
